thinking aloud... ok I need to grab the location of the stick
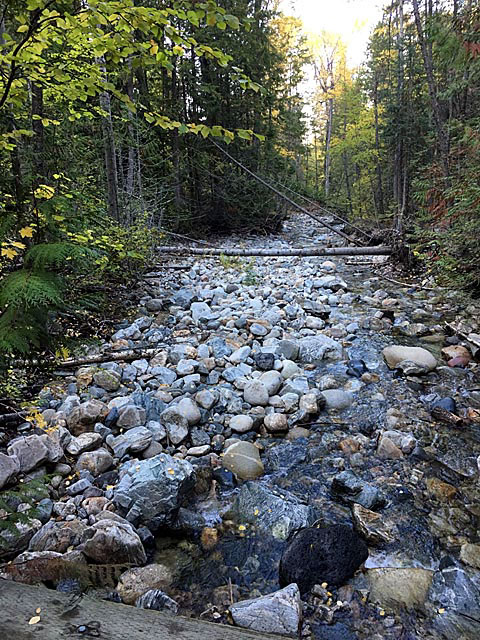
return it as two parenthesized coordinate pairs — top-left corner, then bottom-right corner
(157, 246), (392, 257)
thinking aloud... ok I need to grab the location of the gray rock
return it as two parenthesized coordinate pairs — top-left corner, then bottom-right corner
(82, 519), (146, 565)
(230, 346), (251, 364)
(281, 377), (309, 397)
(367, 567), (434, 609)
(264, 413), (288, 432)
(124, 426), (153, 452)
(66, 477), (92, 496)
(244, 380), (269, 406)
(136, 589), (179, 613)
(230, 482), (316, 540)
(176, 359), (197, 376)
(281, 360), (301, 379)
(278, 340), (299, 361)
(229, 415), (254, 434)
(331, 471), (385, 510)
(250, 323), (268, 337)
(113, 454), (195, 525)
(430, 565), (480, 639)
(230, 583), (301, 637)
(196, 389), (217, 410)
(145, 298), (163, 312)
(176, 397), (201, 425)
(174, 288), (195, 309)
(191, 301), (211, 322)
(29, 519), (87, 553)
(145, 420), (167, 442)
(259, 371), (283, 395)
(321, 389), (353, 411)
(75, 449), (113, 476)
(0, 453), (20, 489)
(209, 337), (232, 359)
(93, 369), (121, 391)
(7, 435), (48, 473)
(223, 441), (264, 480)
(116, 564), (173, 605)
(117, 405), (146, 429)
(1, 519), (42, 556)
(151, 367), (177, 385)
(160, 407), (189, 444)
(383, 345), (437, 371)
(298, 335), (343, 363)
(41, 427), (71, 463)
(66, 399), (108, 435)
(66, 432), (103, 456)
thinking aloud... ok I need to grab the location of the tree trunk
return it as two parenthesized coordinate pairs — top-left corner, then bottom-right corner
(324, 96), (333, 197)
(31, 83), (45, 187)
(373, 75), (385, 218)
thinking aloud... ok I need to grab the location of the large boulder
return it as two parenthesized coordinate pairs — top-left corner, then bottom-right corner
(230, 583), (302, 637)
(382, 346), (437, 371)
(66, 399), (108, 435)
(29, 519), (87, 553)
(116, 564), (173, 605)
(229, 482), (316, 541)
(279, 524), (368, 593)
(82, 519), (146, 565)
(367, 567), (433, 610)
(7, 435), (48, 473)
(298, 336), (343, 364)
(0, 453), (20, 489)
(113, 454), (195, 526)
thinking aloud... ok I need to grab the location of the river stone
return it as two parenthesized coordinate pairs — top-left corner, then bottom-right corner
(254, 352), (275, 371)
(229, 415), (254, 434)
(280, 525), (368, 593)
(0, 453), (20, 489)
(244, 380), (269, 406)
(117, 404), (146, 429)
(460, 543), (480, 569)
(113, 454), (195, 525)
(259, 371), (283, 395)
(230, 346), (251, 365)
(382, 345), (437, 371)
(196, 389), (217, 410)
(331, 471), (385, 511)
(298, 335), (343, 364)
(66, 432), (103, 456)
(176, 397), (201, 425)
(136, 589), (179, 613)
(93, 369), (121, 391)
(264, 413), (288, 432)
(377, 434), (403, 459)
(191, 301), (211, 322)
(29, 519), (87, 553)
(82, 519), (146, 565)
(1, 519), (42, 556)
(281, 360), (301, 379)
(230, 583), (301, 637)
(160, 407), (189, 444)
(230, 481), (316, 541)
(223, 441), (264, 480)
(116, 564), (173, 605)
(367, 567), (434, 609)
(321, 389), (353, 411)
(7, 435), (48, 473)
(75, 448), (113, 476)
(430, 564), (480, 639)
(66, 399), (108, 435)
(351, 504), (394, 544)
(123, 426), (152, 452)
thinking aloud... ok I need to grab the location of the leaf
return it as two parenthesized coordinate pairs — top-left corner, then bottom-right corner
(1, 248), (18, 260)
(34, 185), (55, 200)
(19, 227), (34, 238)
(28, 616), (41, 625)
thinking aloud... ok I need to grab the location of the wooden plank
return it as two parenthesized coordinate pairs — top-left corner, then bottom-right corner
(0, 579), (280, 640)
(157, 245), (392, 257)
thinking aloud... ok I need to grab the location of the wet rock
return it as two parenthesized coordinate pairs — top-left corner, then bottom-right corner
(229, 415), (254, 434)
(66, 399), (108, 435)
(351, 504), (394, 544)
(229, 481), (315, 541)
(311, 622), (357, 640)
(382, 346), (437, 371)
(321, 389), (353, 411)
(264, 413), (288, 432)
(113, 454), (195, 525)
(230, 583), (301, 637)
(223, 441), (264, 480)
(7, 435), (48, 473)
(331, 471), (385, 510)
(279, 524), (368, 593)
(254, 352), (275, 371)
(367, 567), (433, 609)
(346, 359), (367, 378)
(244, 380), (269, 406)
(264, 441), (308, 473)
(82, 519), (146, 565)
(298, 335), (343, 364)
(431, 397), (456, 413)
(75, 449), (113, 476)
(29, 519), (87, 553)
(66, 432), (103, 456)
(116, 564), (173, 605)
(0, 453), (20, 489)
(136, 589), (179, 613)
(460, 543), (480, 569)
(430, 564), (480, 639)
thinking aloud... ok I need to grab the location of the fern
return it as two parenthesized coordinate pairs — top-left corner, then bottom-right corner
(25, 242), (94, 270)
(0, 270), (63, 309)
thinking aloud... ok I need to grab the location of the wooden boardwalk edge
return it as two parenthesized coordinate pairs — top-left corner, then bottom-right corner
(0, 579), (281, 640)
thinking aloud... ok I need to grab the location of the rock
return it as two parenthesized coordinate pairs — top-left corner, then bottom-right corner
(278, 340), (299, 361)
(281, 377), (309, 397)
(82, 519), (146, 565)
(298, 335), (343, 364)
(196, 390), (217, 410)
(432, 397), (456, 413)
(75, 449), (113, 476)
(351, 504), (394, 544)
(279, 524), (368, 593)
(254, 352), (275, 371)
(3, 550), (81, 584)
(281, 360), (301, 379)
(259, 371), (283, 395)
(367, 567), (433, 609)
(430, 565), (480, 639)
(66, 477), (92, 496)
(426, 477), (457, 502)
(66, 432), (103, 456)
(229, 481), (315, 541)
(123, 426), (153, 453)
(1, 519), (42, 556)
(229, 415), (254, 434)
(250, 323), (268, 337)
(176, 397), (201, 425)
(113, 454), (195, 525)
(331, 471), (385, 510)
(346, 359), (367, 378)
(41, 427), (71, 463)
(117, 405), (146, 429)
(442, 345), (471, 363)
(191, 301), (211, 322)
(244, 380), (269, 406)
(460, 543), (480, 569)
(287, 427), (310, 440)
(0, 453), (20, 489)
(320, 390), (353, 411)
(29, 519), (87, 553)
(230, 346), (251, 365)
(377, 434), (403, 459)
(160, 407), (189, 445)
(223, 441), (264, 480)
(93, 369), (121, 391)
(230, 583), (301, 637)
(7, 435), (48, 473)
(136, 589), (179, 613)
(381, 429), (416, 454)
(173, 288), (195, 309)
(264, 413), (288, 432)
(116, 564), (173, 605)
(66, 399), (108, 435)
(145, 298), (163, 312)
(299, 393), (318, 414)
(382, 345), (437, 371)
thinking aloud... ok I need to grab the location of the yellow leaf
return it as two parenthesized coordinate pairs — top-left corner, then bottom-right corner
(150, 43), (158, 55)
(28, 616), (41, 625)
(1, 248), (17, 260)
(34, 184), (55, 199)
(35, 608), (41, 614)
(238, 524), (246, 531)
(19, 226), (33, 238)
(11, 241), (26, 249)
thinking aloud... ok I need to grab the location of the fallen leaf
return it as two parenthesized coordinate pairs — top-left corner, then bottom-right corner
(28, 616), (41, 625)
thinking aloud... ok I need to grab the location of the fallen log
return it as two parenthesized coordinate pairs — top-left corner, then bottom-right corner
(57, 347), (164, 369)
(0, 579), (279, 640)
(157, 245), (392, 257)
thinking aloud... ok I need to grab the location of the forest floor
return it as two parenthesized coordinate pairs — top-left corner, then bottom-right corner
(1, 212), (480, 639)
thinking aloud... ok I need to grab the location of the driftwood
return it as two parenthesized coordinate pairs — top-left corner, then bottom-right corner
(0, 579), (278, 640)
(58, 347), (163, 369)
(157, 245), (392, 258)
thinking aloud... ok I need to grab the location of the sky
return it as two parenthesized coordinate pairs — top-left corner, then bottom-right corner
(278, 0), (384, 66)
